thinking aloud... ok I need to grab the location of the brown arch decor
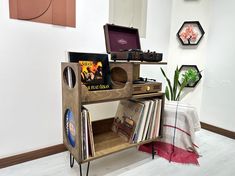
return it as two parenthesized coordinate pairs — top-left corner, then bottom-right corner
(9, 0), (76, 27)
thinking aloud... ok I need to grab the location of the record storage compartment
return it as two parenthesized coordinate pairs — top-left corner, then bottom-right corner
(61, 61), (165, 175)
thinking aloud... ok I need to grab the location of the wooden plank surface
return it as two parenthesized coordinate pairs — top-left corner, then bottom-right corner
(131, 92), (164, 99)
(110, 61), (167, 65)
(81, 131), (158, 163)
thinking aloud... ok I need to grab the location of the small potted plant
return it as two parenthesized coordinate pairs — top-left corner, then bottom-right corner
(160, 66), (201, 101)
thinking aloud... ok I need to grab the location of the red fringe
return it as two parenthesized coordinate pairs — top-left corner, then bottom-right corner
(139, 141), (199, 165)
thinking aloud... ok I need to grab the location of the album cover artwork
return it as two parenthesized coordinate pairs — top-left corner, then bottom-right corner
(69, 52), (111, 90)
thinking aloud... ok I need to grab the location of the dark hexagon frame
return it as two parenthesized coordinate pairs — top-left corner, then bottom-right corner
(177, 21), (205, 46)
(178, 65), (202, 88)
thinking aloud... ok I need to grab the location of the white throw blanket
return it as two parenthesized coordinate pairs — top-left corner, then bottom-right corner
(159, 101), (201, 154)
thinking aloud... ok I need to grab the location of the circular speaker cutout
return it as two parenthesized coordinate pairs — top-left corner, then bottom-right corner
(111, 67), (128, 88)
(63, 67), (76, 88)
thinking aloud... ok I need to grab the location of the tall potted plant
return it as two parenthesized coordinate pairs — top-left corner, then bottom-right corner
(160, 66), (200, 101)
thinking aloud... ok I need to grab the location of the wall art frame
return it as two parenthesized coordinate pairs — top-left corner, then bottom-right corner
(177, 21), (205, 46)
(9, 0), (76, 27)
(178, 65), (202, 88)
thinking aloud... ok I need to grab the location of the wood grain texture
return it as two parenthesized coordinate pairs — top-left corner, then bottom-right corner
(132, 82), (162, 95)
(81, 82), (132, 104)
(92, 118), (114, 135)
(201, 122), (235, 139)
(0, 144), (66, 169)
(133, 64), (140, 81)
(81, 62), (133, 104)
(61, 62), (165, 164)
(61, 63), (82, 163)
(110, 61), (168, 65)
(131, 92), (164, 99)
(81, 131), (158, 163)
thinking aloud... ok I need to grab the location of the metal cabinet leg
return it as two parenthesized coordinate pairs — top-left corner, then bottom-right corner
(69, 153), (90, 176)
(152, 142), (155, 160)
(79, 162), (90, 176)
(86, 162), (90, 176)
(70, 153), (74, 168)
(79, 164), (82, 176)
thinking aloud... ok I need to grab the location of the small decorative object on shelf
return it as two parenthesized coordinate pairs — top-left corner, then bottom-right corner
(178, 65), (202, 88)
(177, 21), (205, 46)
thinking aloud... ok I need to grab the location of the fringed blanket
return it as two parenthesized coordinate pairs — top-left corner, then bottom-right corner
(139, 101), (201, 165)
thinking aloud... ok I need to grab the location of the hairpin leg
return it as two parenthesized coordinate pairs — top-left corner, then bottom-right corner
(79, 163), (83, 176)
(79, 162), (90, 176)
(152, 142), (155, 160)
(86, 162), (90, 176)
(70, 153), (90, 176)
(70, 153), (74, 168)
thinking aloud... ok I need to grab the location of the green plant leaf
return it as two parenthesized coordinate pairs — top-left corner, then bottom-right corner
(182, 68), (199, 87)
(160, 67), (173, 100)
(173, 66), (179, 100)
(176, 78), (188, 100)
(165, 86), (170, 100)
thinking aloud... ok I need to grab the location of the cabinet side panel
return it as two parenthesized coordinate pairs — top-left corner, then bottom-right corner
(133, 64), (140, 81)
(61, 62), (82, 163)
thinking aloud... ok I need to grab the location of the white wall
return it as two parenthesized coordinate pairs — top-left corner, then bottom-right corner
(0, 0), (110, 158)
(109, 0), (148, 37)
(166, 0), (209, 114)
(200, 0), (235, 131)
(140, 0), (172, 83)
(0, 0), (172, 158)
(167, 0), (235, 132)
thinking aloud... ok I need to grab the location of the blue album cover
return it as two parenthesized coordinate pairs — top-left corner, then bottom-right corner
(65, 109), (76, 147)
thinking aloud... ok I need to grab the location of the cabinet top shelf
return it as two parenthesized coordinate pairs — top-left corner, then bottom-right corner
(110, 61), (167, 65)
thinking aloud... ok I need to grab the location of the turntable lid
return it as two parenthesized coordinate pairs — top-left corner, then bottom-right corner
(104, 24), (141, 53)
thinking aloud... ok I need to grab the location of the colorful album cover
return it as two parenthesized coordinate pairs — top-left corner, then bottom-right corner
(68, 52), (112, 91)
(65, 109), (76, 147)
(79, 61), (103, 85)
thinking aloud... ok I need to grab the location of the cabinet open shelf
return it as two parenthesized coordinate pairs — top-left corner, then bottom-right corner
(78, 117), (160, 163)
(81, 82), (132, 104)
(110, 61), (167, 65)
(132, 92), (165, 99)
(61, 61), (165, 170)
(82, 131), (159, 163)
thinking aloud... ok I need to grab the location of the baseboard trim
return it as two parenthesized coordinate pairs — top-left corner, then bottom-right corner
(0, 144), (67, 169)
(201, 122), (235, 139)
(1, 123), (234, 169)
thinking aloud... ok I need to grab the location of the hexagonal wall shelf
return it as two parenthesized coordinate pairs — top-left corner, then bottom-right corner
(177, 21), (205, 45)
(178, 65), (202, 88)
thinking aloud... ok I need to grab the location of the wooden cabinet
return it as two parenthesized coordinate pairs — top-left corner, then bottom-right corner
(61, 61), (166, 174)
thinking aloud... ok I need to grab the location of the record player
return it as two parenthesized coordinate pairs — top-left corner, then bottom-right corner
(103, 23), (163, 95)
(132, 77), (162, 95)
(103, 24), (163, 62)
